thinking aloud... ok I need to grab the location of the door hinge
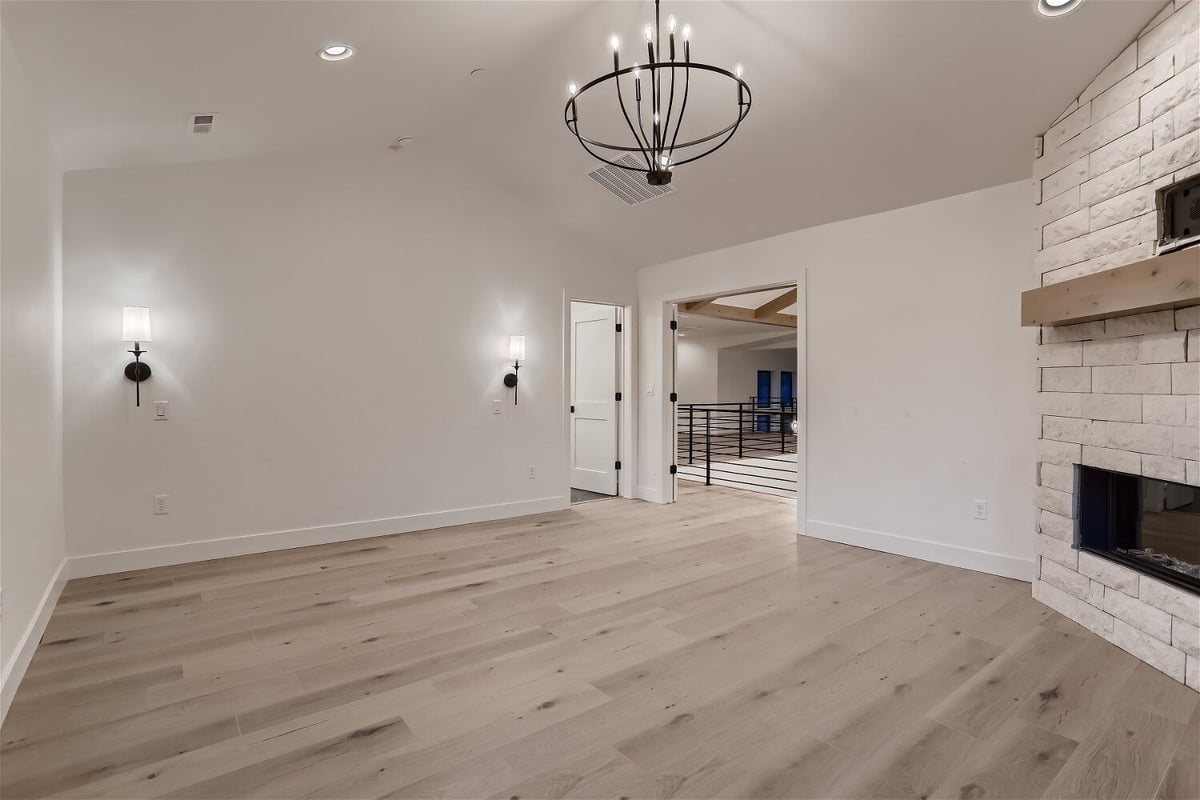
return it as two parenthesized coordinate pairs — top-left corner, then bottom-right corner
(570, 405), (575, 413)
(669, 392), (678, 402)
(615, 391), (622, 401)
(615, 322), (623, 333)
(669, 464), (678, 475)
(669, 320), (678, 330)
(615, 460), (622, 470)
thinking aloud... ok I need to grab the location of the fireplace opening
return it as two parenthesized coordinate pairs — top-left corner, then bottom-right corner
(1077, 465), (1200, 594)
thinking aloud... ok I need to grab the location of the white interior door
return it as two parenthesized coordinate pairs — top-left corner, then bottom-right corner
(571, 302), (619, 495)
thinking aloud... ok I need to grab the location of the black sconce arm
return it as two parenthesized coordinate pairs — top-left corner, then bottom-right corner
(503, 361), (521, 404)
(124, 343), (152, 407)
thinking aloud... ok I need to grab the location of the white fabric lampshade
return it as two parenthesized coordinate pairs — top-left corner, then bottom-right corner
(122, 306), (152, 342)
(508, 335), (526, 361)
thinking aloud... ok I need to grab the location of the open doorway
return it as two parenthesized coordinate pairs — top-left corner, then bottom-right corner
(672, 286), (798, 500)
(569, 301), (623, 504)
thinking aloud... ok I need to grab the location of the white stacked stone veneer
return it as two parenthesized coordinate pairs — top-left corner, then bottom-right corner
(1032, 0), (1200, 690)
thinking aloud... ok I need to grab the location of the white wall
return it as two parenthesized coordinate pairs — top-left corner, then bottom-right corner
(0, 25), (67, 719)
(675, 338), (719, 404)
(639, 181), (1038, 579)
(61, 150), (635, 575)
(717, 348), (799, 405)
(677, 338), (799, 406)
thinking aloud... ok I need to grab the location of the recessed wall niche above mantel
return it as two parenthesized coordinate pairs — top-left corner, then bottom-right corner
(1021, 246), (1200, 327)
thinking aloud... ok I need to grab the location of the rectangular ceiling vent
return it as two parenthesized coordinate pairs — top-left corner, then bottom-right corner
(588, 154), (675, 206)
(190, 113), (216, 135)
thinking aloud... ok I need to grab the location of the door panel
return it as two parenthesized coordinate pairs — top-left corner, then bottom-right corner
(757, 370), (771, 432)
(781, 370), (794, 430)
(571, 302), (619, 495)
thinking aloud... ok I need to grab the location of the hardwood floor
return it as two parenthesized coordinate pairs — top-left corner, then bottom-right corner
(2, 485), (1196, 799)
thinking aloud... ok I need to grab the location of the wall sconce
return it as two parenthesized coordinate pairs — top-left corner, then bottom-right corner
(503, 335), (525, 404)
(122, 306), (152, 407)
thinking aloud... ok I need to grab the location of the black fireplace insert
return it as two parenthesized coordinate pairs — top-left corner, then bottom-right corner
(1076, 465), (1200, 594)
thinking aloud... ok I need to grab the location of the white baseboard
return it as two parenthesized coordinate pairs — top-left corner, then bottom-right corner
(68, 496), (569, 579)
(803, 519), (1035, 582)
(1, 558), (67, 724)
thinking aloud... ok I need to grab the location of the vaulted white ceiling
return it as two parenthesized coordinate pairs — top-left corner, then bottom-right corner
(1, 0), (1165, 266)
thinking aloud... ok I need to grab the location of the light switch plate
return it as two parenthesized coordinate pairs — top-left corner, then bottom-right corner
(154, 400), (168, 420)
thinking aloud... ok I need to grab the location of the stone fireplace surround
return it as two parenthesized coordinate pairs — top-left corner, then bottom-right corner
(1033, 0), (1199, 690)
(1033, 305), (1199, 689)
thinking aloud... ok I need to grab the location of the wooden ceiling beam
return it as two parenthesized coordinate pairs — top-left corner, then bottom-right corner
(680, 302), (797, 328)
(681, 297), (717, 312)
(753, 288), (797, 319)
(680, 285), (798, 315)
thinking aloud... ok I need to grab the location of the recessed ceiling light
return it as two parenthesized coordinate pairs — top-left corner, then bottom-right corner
(1037, 0), (1083, 17)
(318, 43), (354, 62)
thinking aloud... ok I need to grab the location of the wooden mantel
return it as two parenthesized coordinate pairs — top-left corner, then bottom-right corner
(1021, 247), (1200, 326)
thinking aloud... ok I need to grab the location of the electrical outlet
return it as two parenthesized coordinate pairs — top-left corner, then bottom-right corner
(528, 465), (536, 479)
(154, 494), (169, 515)
(972, 499), (987, 520)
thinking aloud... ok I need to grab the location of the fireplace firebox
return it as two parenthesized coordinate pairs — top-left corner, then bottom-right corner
(1077, 465), (1200, 594)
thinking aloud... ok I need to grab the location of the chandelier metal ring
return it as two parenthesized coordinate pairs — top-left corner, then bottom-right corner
(564, 64), (751, 157)
(563, 0), (752, 186)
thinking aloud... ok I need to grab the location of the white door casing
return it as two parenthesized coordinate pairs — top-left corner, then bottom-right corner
(669, 304), (678, 502)
(571, 302), (619, 495)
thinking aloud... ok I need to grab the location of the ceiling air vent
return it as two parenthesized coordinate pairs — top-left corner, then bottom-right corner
(190, 114), (216, 135)
(588, 154), (676, 206)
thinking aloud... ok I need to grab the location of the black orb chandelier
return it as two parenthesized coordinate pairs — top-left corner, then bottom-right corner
(564, 0), (751, 186)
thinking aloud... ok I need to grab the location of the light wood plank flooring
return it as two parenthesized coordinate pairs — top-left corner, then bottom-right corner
(2, 485), (1196, 799)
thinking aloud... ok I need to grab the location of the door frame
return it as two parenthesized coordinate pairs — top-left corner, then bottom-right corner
(655, 277), (806, 523)
(562, 294), (636, 501)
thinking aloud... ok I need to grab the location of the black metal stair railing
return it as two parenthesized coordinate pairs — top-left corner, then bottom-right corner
(675, 400), (798, 493)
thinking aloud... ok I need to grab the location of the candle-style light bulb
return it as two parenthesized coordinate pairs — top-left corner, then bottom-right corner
(735, 63), (743, 78)
(682, 24), (691, 41)
(632, 62), (640, 77)
(668, 15), (677, 33)
(568, 81), (577, 96)
(610, 34), (620, 51)
(654, 112), (660, 124)
(644, 23), (654, 42)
